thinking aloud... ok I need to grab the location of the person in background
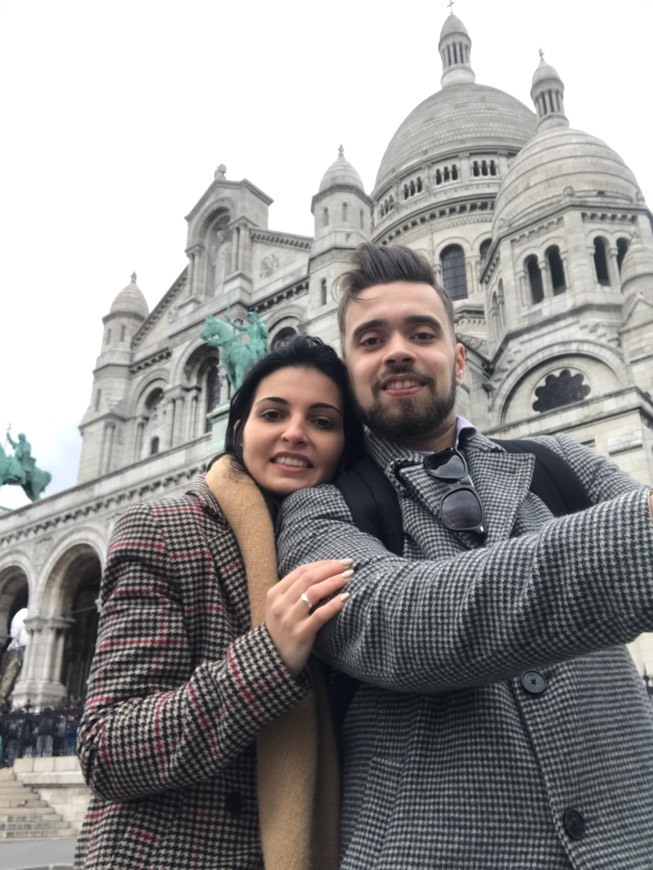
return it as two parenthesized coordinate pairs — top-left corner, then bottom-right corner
(75, 335), (365, 870)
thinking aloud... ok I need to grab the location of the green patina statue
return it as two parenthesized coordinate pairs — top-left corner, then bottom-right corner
(200, 311), (270, 390)
(0, 431), (52, 501)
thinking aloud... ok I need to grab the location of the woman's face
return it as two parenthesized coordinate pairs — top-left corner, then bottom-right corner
(240, 365), (345, 496)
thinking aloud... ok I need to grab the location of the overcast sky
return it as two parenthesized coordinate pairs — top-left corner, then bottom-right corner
(1, 0), (651, 510)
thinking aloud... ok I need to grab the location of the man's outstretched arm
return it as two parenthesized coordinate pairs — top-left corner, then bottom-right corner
(278, 449), (653, 694)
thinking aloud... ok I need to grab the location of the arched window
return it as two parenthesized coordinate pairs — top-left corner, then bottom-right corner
(271, 326), (298, 349)
(533, 369), (591, 413)
(342, 202), (348, 222)
(546, 245), (566, 295)
(479, 239), (491, 262)
(150, 436), (160, 456)
(526, 255), (543, 303)
(593, 237), (610, 286)
(616, 237), (629, 273)
(323, 208), (329, 227)
(440, 245), (468, 300)
(320, 278), (328, 306)
(146, 388), (164, 414)
(205, 361), (221, 427)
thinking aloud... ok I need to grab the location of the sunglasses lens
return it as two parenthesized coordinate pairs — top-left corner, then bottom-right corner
(441, 489), (483, 530)
(424, 452), (467, 481)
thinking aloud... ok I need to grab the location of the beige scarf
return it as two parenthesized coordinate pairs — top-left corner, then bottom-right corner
(205, 456), (340, 870)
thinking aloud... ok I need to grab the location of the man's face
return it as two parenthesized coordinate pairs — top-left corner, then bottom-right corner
(343, 281), (465, 451)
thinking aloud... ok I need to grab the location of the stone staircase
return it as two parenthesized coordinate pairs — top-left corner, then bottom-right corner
(0, 766), (78, 841)
(0, 756), (90, 843)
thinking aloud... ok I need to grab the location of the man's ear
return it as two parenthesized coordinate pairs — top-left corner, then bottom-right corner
(454, 343), (466, 385)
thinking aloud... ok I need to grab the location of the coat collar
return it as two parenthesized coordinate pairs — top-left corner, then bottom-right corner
(367, 431), (537, 547)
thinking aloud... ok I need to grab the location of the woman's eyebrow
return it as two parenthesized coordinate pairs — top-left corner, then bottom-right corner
(254, 395), (289, 406)
(310, 403), (342, 415)
(254, 396), (341, 415)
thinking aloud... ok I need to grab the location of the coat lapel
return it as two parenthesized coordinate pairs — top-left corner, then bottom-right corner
(370, 434), (536, 550)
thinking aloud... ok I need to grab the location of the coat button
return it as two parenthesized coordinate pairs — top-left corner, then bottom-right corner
(563, 808), (586, 840)
(225, 792), (243, 816)
(521, 671), (546, 694)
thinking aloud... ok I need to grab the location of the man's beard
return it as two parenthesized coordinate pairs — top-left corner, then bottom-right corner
(355, 365), (458, 444)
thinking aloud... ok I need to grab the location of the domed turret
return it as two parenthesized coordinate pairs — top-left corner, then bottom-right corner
(318, 145), (365, 194)
(530, 52), (568, 133)
(309, 147), (372, 304)
(438, 12), (474, 87)
(110, 272), (149, 319)
(311, 147), (371, 248)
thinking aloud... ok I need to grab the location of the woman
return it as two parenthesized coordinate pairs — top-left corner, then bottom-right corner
(75, 336), (365, 869)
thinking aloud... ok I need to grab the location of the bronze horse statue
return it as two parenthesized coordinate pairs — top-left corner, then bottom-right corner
(201, 316), (259, 390)
(0, 440), (52, 501)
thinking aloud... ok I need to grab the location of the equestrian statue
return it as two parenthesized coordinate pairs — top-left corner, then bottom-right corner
(201, 311), (270, 391)
(0, 431), (52, 501)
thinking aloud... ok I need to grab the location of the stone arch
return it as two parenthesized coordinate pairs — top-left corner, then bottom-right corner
(132, 374), (170, 459)
(268, 305), (303, 347)
(0, 564), (29, 675)
(37, 538), (103, 703)
(180, 341), (224, 437)
(489, 342), (629, 426)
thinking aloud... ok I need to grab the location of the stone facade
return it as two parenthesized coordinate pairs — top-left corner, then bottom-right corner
(1, 10), (652, 710)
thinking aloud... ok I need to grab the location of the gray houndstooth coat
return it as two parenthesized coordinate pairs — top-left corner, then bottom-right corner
(278, 431), (653, 869)
(75, 477), (308, 869)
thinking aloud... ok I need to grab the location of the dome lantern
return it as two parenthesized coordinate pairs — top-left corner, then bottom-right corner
(438, 11), (474, 87)
(530, 51), (568, 132)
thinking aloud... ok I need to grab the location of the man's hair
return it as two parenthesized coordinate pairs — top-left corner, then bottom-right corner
(336, 243), (456, 339)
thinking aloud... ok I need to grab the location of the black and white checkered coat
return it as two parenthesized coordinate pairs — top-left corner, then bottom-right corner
(278, 431), (653, 869)
(75, 478), (307, 869)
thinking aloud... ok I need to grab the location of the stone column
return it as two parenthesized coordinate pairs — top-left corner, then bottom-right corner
(540, 258), (552, 298)
(607, 244), (621, 289)
(12, 616), (72, 708)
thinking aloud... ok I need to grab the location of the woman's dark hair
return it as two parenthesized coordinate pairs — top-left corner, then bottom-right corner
(223, 334), (365, 474)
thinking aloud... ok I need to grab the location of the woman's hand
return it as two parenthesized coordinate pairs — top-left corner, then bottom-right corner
(265, 559), (354, 676)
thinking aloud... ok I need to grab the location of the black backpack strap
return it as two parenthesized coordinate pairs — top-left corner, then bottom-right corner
(492, 438), (591, 516)
(335, 455), (404, 555)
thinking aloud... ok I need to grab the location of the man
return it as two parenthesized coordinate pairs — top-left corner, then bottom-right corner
(278, 243), (653, 868)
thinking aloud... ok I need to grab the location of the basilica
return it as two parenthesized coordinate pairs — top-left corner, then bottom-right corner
(1, 9), (652, 709)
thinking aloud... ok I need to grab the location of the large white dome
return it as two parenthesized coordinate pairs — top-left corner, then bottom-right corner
(375, 84), (536, 193)
(493, 127), (642, 231)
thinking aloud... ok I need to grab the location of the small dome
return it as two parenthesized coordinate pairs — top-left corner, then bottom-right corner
(531, 56), (562, 88)
(375, 84), (536, 192)
(440, 12), (469, 39)
(318, 146), (364, 193)
(493, 127), (642, 232)
(620, 236), (653, 286)
(110, 272), (149, 319)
